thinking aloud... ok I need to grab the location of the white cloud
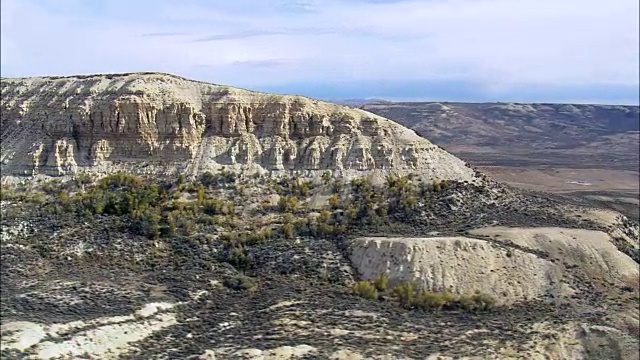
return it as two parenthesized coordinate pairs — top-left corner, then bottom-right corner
(1, 0), (638, 95)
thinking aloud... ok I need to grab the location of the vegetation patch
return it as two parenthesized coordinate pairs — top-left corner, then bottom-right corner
(353, 276), (496, 313)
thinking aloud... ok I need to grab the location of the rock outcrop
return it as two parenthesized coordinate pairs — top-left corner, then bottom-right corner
(0, 73), (475, 181)
(350, 229), (639, 305)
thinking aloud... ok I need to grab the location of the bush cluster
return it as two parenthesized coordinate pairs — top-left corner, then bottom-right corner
(199, 170), (237, 187)
(223, 274), (257, 291)
(353, 275), (496, 313)
(278, 176), (313, 197)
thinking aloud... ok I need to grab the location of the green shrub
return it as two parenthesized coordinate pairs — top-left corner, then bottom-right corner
(200, 170), (236, 187)
(75, 172), (93, 184)
(223, 275), (257, 291)
(165, 210), (196, 236)
(332, 179), (344, 193)
(98, 172), (144, 191)
(176, 174), (186, 186)
(457, 292), (496, 313)
(202, 199), (234, 215)
(278, 176), (313, 197)
(278, 196), (299, 213)
(220, 243), (253, 270)
(315, 222), (335, 236)
(281, 223), (295, 239)
(373, 274), (390, 292)
(328, 195), (341, 210)
(197, 185), (206, 205)
(131, 210), (161, 239)
(353, 281), (378, 300)
(474, 292), (496, 312)
(243, 228), (274, 246)
(414, 290), (456, 311)
(393, 282), (416, 308)
(0, 186), (17, 201)
(433, 181), (442, 193)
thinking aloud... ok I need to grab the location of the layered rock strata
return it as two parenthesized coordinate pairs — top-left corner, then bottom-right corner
(1, 73), (475, 181)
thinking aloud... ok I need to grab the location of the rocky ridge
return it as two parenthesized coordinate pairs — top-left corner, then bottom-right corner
(1, 73), (474, 182)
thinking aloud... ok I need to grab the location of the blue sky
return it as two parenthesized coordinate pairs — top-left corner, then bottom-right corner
(1, 0), (639, 104)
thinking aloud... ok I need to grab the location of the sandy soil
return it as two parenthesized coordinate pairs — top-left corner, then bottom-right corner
(478, 167), (639, 194)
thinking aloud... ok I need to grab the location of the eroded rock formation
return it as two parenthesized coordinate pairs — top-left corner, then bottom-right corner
(1, 73), (475, 181)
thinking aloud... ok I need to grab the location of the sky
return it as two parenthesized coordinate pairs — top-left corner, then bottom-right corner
(1, 0), (639, 104)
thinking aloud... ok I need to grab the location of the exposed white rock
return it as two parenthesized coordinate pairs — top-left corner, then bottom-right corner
(0, 302), (178, 359)
(230, 344), (317, 359)
(470, 227), (639, 284)
(349, 236), (568, 304)
(350, 228), (639, 305)
(1, 73), (476, 183)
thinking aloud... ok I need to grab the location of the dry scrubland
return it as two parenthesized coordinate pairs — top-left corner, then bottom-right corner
(2, 170), (638, 359)
(0, 73), (639, 359)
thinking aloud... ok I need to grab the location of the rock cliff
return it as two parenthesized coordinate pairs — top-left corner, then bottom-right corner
(0, 73), (475, 181)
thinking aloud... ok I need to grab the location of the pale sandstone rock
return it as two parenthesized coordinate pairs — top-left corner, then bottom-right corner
(350, 228), (640, 305)
(230, 344), (317, 359)
(469, 227), (639, 284)
(349, 236), (568, 304)
(1, 73), (476, 182)
(0, 302), (178, 359)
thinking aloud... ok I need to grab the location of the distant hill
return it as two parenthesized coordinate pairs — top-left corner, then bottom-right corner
(360, 102), (640, 171)
(329, 98), (390, 107)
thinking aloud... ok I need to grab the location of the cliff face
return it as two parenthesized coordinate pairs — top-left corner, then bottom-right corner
(1, 73), (475, 181)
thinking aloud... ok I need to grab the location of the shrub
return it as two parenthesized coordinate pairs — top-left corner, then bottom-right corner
(328, 195), (341, 210)
(98, 172), (144, 191)
(74, 172), (93, 184)
(318, 210), (332, 224)
(197, 185), (206, 205)
(332, 179), (344, 193)
(242, 228), (274, 246)
(457, 292), (496, 313)
(31, 192), (47, 205)
(0, 186), (17, 201)
(165, 210), (196, 236)
(41, 179), (65, 195)
(278, 196), (299, 213)
(220, 243), (253, 270)
(458, 294), (476, 312)
(353, 281), (378, 300)
(202, 199), (234, 216)
(414, 290), (456, 311)
(199, 170), (236, 187)
(468, 292), (496, 312)
(315, 222), (335, 236)
(131, 210), (162, 239)
(373, 274), (390, 292)
(321, 171), (331, 184)
(223, 275), (257, 291)
(219, 232), (238, 243)
(176, 174), (186, 186)
(433, 181), (442, 193)
(281, 223), (295, 239)
(276, 176), (313, 198)
(393, 282), (416, 308)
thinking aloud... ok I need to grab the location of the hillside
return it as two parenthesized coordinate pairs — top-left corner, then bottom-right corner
(1, 74), (639, 359)
(361, 102), (640, 170)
